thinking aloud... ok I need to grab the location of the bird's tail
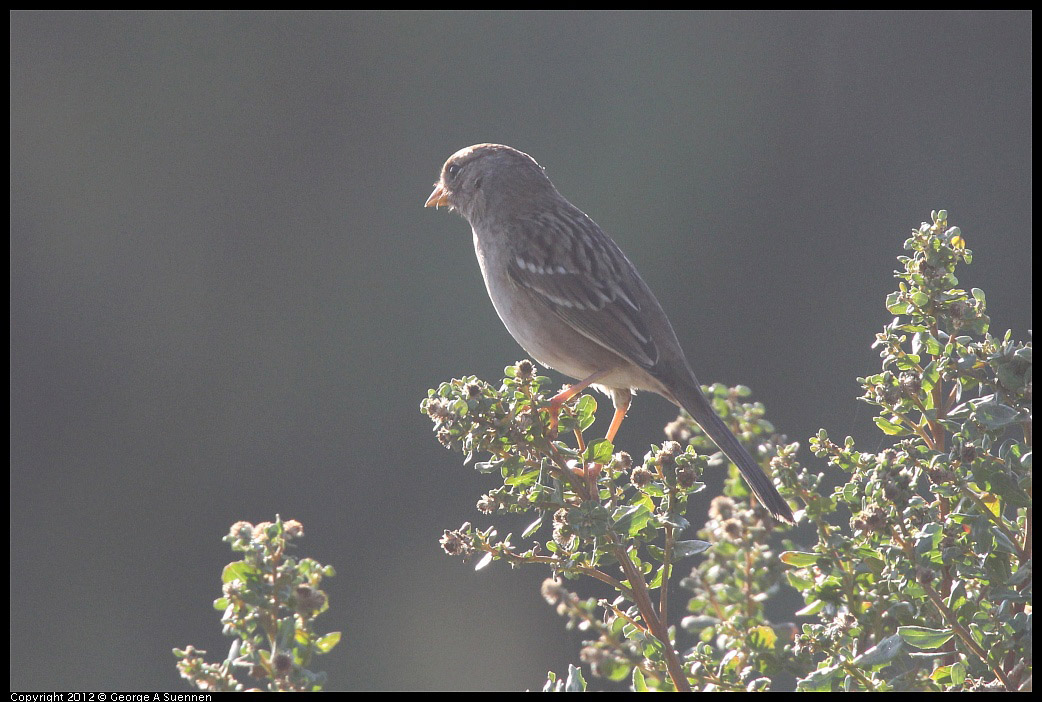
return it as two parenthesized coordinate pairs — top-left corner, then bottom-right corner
(672, 382), (794, 523)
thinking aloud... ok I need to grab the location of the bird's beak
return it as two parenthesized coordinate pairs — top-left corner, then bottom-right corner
(425, 182), (451, 209)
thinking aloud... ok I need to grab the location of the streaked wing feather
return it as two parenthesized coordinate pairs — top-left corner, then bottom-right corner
(507, 209), (659, 370)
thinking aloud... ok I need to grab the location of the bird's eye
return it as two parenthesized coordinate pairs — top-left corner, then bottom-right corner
(446, 163), (461, 180)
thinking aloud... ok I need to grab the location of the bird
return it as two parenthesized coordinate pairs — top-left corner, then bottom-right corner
(425, 144), (793, 523)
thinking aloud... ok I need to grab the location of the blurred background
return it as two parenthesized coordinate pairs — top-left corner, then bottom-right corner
(10, 11), (1031, 691)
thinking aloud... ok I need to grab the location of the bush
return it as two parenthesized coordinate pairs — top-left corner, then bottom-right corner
(174, 517), (340, 692)
(422, 211), (1031, 691)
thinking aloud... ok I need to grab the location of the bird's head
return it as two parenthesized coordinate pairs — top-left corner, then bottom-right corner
(425, 143), (555, 222)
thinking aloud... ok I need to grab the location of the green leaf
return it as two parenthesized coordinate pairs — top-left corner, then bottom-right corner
(221, 561), (261, 584)
(612, 504), (652, 537)
(474, 552), (494, 571)
(673, 540), (711, 560)
(920, 360), (939, 399)
(886, 292), (909, 314)
(749, 625), (777, 649)
(852, 633), (903, 669)
(632, 666), (648, 692)
(974, 401), (1020, 429)
(780, 551), (820, 567)
(787, 570), (815, 591)
(575, 394), (598, 432)
(505, 468), (540, 486)
(648, 566), (664, 589)
(522, 517), (543, 539)
(657, 513), (690, 531)
(798, 665), (840, 692)
(874, 416), (909, 436)
(583, 438), (615, 465)
(565, 664), (587, 692)
(923, 334), (942, 355)
(598, 657), (633, 682)
(898, 626), (954, 650)
(277, 617), (295, 650)
(794, 599), (825, 616)
(991, 526), (1020, 555)
(986, 470), (1031, 507)
(314, 631), (341, 653)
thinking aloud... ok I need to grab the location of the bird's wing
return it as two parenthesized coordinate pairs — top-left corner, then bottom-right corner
(507, 209), (660, 370)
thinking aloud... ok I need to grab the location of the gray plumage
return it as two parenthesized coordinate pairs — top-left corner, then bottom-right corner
(426, 143), (793, 523)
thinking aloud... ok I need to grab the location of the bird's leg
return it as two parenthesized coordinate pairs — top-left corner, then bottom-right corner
(605, 388), (632, 443)
(546, 369), (609, 437)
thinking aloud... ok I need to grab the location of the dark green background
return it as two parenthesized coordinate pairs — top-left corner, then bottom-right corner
(10, 11), (1031, 691)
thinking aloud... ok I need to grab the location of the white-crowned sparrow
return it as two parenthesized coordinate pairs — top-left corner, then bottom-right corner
(425, 144), (794, 523)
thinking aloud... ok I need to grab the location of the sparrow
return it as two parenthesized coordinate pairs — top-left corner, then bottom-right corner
(425, 144), (793, 523)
